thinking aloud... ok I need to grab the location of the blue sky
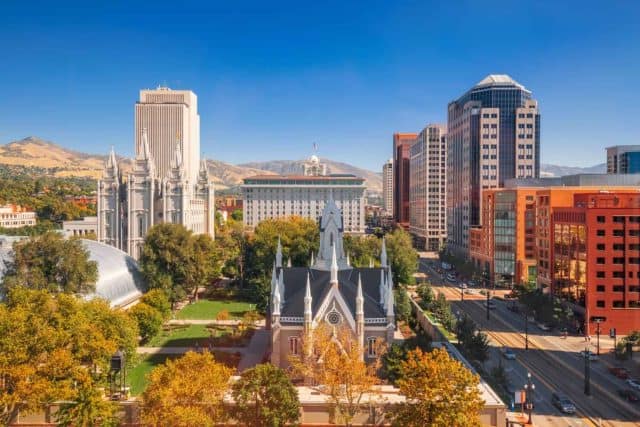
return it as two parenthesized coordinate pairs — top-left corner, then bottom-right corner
(0, 1), (638, 171)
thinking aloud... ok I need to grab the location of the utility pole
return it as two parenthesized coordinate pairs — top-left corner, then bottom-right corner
(584, 347), (591, 396)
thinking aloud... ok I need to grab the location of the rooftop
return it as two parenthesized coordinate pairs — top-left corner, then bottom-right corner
(474, 74), (526, 91)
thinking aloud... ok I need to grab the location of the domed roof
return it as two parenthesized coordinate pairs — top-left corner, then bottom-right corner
(81, 239), (146, 307)
(309, 154), (319, 164)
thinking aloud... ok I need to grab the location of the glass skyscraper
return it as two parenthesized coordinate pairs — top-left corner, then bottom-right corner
(447, 75), (540, 256)
(607, 145), (640, 174)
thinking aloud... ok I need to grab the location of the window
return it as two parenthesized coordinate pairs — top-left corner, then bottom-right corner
(596, 271), (606, 278)
(596, 243), (605, 251)
(613, 271), (625, 278)
(596, 230), (605, 236)
(613, 257), (625, 264)
(613, 229), (624, 237)
(612, 301), (625, 308)
(596, 285), (605, 292)
(367, 337), (378, 358)
(596, 257), (605, 264)
(613, 216), (625, 223)
(289, 337), (299, 355)
(597, 216), (606, 223)
(613, 243), (625, 250)
(138, 215), (144, 238)
(613, 285), (625, 292)
(630, 230), (640, 237)
(596, 300), (605, 308)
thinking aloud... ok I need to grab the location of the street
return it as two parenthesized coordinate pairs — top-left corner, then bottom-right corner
(418, 258), (640, 427)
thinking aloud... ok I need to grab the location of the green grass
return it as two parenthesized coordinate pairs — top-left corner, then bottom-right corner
(176, 299), (254, 320)
(128, 351), (242, 396)
(147, 324), (213, 348)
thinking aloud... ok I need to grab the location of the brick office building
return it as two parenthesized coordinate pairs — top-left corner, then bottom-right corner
(552, 192), (640, 336)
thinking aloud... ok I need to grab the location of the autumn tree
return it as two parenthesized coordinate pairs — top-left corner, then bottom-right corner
(186, 233), (222, 301)
(290, 325), (381, 426)
(141, 351), (233, 426)
(385, 227), (418, 285)
(215, 218), (248, 284)
(128, 303), (163, 343)
(1, 232), (98, 294)
(231, 363), (300, 427)
(54, 371), (119, 427)
(392, 348), (483, 427)
(139, 289), (172, 321)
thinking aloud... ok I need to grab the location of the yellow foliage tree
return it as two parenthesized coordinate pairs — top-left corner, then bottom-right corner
(141, 351), (233, 426)
(392, 348), (484, 427)
(290, 324), (382, 427)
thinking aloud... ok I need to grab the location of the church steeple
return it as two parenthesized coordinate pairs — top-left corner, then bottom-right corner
(304, 272), (312, 316)
(330, 243), (338, 284)
(356, 273), (364, 316)
(275, 237), (283, 268)
(380, 237), (388, 267)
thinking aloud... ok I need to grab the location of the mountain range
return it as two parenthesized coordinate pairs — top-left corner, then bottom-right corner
(0, 136), (607, 193)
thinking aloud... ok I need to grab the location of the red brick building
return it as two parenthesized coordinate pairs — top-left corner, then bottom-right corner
(392, 133), (416, 226)
(552, 192), (640, 335)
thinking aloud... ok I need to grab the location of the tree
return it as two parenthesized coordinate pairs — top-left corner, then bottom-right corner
(186, 233), (222, 301)
(289, 325), (380, 426)
(139, 223), (195, 309)
(216, 219), (248, 284)
(230, 209), (243, 221)
(140, 289), (172, 321)
(343, 234), (382, 267)
(392, 348), (483, 427)
(417, 283), (435, 308)
(394, 287), (412, 323)
(1, 232), (98, 294)
(231, 363), (300, 427)
(141, 351), (233, 426)
(128, 303), (163, 344)
(54, 372), (119, 427)
(385, 228), (418, 285)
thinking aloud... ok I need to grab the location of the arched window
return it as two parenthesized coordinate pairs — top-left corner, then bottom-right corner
(330, 232), (334, 247)
(367, 337), (378, 358)
(289, 337), (299, 355)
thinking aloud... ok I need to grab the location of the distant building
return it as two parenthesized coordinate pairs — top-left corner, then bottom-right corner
(269, 200), (395, 369)
(97, 88), (214, 259)
(447, 75), (540, 256)
(63, 216), (98, 237)
(393, 133), (416, 226)
(409, 124), (447, 250)
(242, 155), (366, 233)
(607, 145), (640, 174)
(382, 158), (393, 216)
(0, 205), (36, 229)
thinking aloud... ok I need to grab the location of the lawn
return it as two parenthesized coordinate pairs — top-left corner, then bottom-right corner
(176, 299), (254, 320)
(128, 351), (241, 396)
(147, 324), (212, 348)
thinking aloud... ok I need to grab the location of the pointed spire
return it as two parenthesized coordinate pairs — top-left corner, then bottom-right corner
(386, 270), (394, 317)
(304, 272), (312, 316)
(379, 269), (386, 305)
(270, 261), (277, 294)
(380, 237), (388, 267)
(356, 273), (364, 316)
(275, 237), (283, 268)
(138, 128), (151, 161)
(330, 243), (338, 284)
(278, 268), (285, 305)
(107, 146), (117, 168)
(287, 257), (292, 268)
(310, 251), (315, 267)
(272, 285), (281, 316)
(171, 138), (183, 169)
(346, 252), (351, 267)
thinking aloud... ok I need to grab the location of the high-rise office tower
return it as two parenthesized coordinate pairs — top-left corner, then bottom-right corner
(135, 87), (200, 182)
(607, 145), (640, 174)
(382, 158), (393, 216)
(393, 133), (417, 225)
(447, 75), (540, 256)
(409, 124), (447, 251)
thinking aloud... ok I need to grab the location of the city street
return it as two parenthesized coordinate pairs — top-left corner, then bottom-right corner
(418, 258), (640, 427)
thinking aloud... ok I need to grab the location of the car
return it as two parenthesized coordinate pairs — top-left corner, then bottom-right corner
(609, 367), (631, 380)
(459, 282), (468, 289)
(627, 379), (640, 391)
(551, 393), (576, 414)
(446, 273), (457, 283)
(502, 347), (516, 360)
(618, 389), (640, 403)
(536, 323), (552, 331)
(579, 350), (599, 361)
(468, 280), (477, 287)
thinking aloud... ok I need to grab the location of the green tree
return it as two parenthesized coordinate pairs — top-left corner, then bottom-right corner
(216, 219), (248, 284)
(394, 287), (412, 322)
(392, 348), (483, 427)
(416, 283), (435, 308)
(231, 363), (300, 427)
(140, 289), (172, 321)
(1, 232), (98, 294)
(128, 303), (163, 344)
(386, 228), (418, 285)
(139, 223), (194, 309)
(343, 234), (382, 267)
(230, 209), (243, 221)
(186, 233), (222, 301)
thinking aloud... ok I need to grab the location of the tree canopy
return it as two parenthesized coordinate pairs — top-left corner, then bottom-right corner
(392, 348), (483, 427)
(1, 232), (98, 294)
(141, 351), (233, 426)
(385, 228), (418, 285)
(343, 234), (381, 267)
(231, 363), (300, 427)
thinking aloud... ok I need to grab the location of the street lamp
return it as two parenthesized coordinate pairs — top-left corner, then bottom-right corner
(524, 372), (535, 425)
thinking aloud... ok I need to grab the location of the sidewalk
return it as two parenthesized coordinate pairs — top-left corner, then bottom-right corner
(237, 328), (270, 372)
(167, 319), (266, 327)
(137, 346), (246, 355)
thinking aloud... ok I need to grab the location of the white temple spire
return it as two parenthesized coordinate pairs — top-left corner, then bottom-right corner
(330, 243), (338, 284)
(278, 268), (285, 305)
(356, 273), (364, 315)
(107, 146), (117, 169)
(171, 138), (183, 169)
(287, 257), (292, 268)
(346, 252), (351, 267)
(304, 272), (312, 316)
(379, 268), (386, 305)
(275, 237), (283, 268)
(386, 270), (394, 317)
(137, 128), (152, 161)
(310, 251), (315, 267)
(380, 237), (388, 267)
(270, 262), (277, 295)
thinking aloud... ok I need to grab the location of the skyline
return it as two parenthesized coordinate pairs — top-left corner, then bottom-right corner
(1, 1), (639, 170)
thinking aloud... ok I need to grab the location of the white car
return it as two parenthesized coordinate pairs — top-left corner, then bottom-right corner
(502, 347), (516, 360)
(446, 273), (457, 283)
(458, 283), (468, 289)
(627, 379), (640, 391)
(536, 323), (551, 331)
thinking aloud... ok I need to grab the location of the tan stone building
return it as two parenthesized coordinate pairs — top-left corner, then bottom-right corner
(269, 199), (395, 368)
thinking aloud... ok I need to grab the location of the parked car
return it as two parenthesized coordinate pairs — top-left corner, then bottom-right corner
(459, 282), (468, 289)
(627, 379), (640, 391)
(468, 280), (477, 287)
(502, 347), (516, 360)
(551, 393), (576, 414)
(618, 389), (640, 403)
(446, 273), (457, 282)
(579, 350), (599, 361)
(609, 367), (631, 380)
(536, 323), (552, 331)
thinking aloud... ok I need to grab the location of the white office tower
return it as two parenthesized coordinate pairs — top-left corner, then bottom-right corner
(97, 88), (214, 259)
(135, 87), (200, 182)
(382, 158), (393, 215)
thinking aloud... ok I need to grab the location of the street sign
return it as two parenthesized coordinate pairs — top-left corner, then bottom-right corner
(515, 390), (525, 404)
(590, 316), (606, 322)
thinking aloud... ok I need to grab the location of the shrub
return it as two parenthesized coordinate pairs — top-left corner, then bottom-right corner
(129, 303), (163, 343)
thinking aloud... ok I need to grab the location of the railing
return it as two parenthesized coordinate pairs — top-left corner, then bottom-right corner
(365, 318), (388, 324)
(280, 316), (304, 323)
